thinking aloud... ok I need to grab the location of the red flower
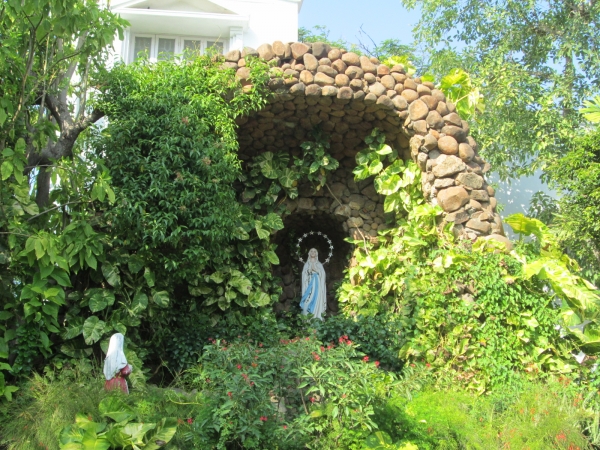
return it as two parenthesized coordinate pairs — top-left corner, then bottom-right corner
(375, 361), (380, 367)
(556, 432), (567, 442)
(259, 342), (263, 347)
(363, 356), (369, 362)
(227, 392), (232, 398)
(237, 364), (242, 369)
(346, 340), (353, 345)
(312, 352), (321, 361)
(260, 416), (268, 422)
(283, 425), (288, 429)
(309, 397), (315, 403)
(426, 363), (431, 368)
(187, 418), (193, 424)
(320, 346), (325, 352)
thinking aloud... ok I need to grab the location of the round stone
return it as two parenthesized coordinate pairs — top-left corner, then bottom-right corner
(401, 89), (418, 103)
(438, 136), (459, 155)
(342, 52), (360, 66)
(381, 75), (396, 90)
(369, 82), (386, 97)
(420, 95), (438, 110)
(335, 74), (350, 87)
(426, 110), (444, 129)
(303, 53), (318, 71)
(408, 99), (429, 121)
(437, 186), (469, 212)
(328, 48), (342, 61)
(458, 143), (475, 162)
(345, 66), (364, 80)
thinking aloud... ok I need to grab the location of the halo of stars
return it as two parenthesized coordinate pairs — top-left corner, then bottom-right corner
(296, 231), (334, 264)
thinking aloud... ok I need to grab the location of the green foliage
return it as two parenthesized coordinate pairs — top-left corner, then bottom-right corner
(505, 214), (600, 354)
(401, 0), (600, 178)
(0, 0), (126, 402)
(181, 336), (395, 449)
(59, 396), (177, 450)
(337, 130), (589, 390)
(0, 364), (202, 450)
(374, 375), (591, 450)
(581, 96), (600, 123)
(438, 69), (484, 120)
(242, 131), (339, 206)
(316, 314), (404, 369)
(97, 55), (270, 281)
(544, 127), (600, 286)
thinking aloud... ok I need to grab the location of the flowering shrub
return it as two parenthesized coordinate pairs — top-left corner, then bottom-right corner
(180, 335), (396, 449)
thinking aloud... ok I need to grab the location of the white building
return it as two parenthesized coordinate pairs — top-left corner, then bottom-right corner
(110, 0), (303, 62)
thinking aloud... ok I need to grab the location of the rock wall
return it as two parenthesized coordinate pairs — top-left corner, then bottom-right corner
(231, 41), (505, 240)
(286, 166), (387, 242)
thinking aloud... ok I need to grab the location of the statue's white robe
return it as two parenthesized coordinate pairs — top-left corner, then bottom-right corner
(300, 259), (327, 320)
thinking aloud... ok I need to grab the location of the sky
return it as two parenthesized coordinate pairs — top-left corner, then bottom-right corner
(298, 0), (420, 51)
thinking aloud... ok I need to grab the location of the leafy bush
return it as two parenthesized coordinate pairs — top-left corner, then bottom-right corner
(316, 313), (405, 369)
(373, 375), (590, 450)
(0, 364), (202, 450)
(180, 335), (395, 449)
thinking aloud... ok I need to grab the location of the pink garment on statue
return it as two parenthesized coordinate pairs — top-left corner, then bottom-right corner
(104, 364), (132, 393)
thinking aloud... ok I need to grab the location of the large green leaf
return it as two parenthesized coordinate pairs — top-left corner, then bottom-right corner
(264, 250), (280, 265)
(152, 290), (170, 307)
(248, 291), (271, 307)
(279, 168), (298, 188)
(131, 292), (148, 313)
(375, 172), (402, 195)
(143, 417), (178, 450)
(127, 256), (144, 274)
(88, 289), (116, 313)
(99, 397), (136, 423)
(82, 316), (106, 345)
(101, 263), (121, 288)
(263, 212), (284, 231)
(255, 221), (270, 240)
(121, 423), (157, 445)
(228, 272), (252, 295)
(581, 95), (600, 123)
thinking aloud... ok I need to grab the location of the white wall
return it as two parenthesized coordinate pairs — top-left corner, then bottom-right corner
(110, 0), (302, 62)
(217, 0), (301, 48)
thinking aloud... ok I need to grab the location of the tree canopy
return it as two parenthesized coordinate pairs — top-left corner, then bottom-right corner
(400, 0), (600, 178)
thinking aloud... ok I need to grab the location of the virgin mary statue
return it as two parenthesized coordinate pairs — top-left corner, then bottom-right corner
(299, 248), (326, 320)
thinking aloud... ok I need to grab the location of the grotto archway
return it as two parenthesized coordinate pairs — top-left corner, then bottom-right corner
(232, 40), (509, 314)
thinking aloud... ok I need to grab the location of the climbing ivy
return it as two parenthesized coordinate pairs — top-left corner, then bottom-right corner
(241, 130), (339, 208)
(338, 129), (595, 390)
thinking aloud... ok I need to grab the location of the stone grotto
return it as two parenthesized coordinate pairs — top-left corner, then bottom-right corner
(229, 40), (509, 313)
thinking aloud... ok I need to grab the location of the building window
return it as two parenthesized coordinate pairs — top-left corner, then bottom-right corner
(130, 35), (226, 62)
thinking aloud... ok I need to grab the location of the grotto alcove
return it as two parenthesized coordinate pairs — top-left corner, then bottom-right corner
(233, 40), (511, 316)
(270, 209), (353, 316)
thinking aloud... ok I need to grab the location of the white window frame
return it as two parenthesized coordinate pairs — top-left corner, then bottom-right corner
(129, 34), (228, 63)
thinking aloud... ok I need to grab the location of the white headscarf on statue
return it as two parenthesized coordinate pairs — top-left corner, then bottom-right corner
(103, 333), (129, 381)
(300, 248), (327, 320)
